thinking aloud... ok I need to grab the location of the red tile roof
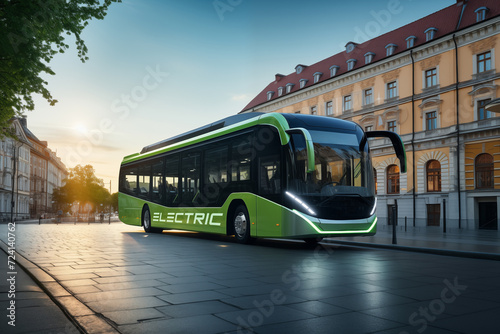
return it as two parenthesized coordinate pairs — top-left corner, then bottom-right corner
(241, 0), (500, 113)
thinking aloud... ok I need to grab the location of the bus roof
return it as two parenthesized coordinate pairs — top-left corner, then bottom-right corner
(121, 112), (360, 165)
(140, 112), (264, 154)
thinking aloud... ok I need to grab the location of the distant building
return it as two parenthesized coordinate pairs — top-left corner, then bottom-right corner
(0, 118), (31, 220)
(18, 117), (68, 218)
(241, 0), (500, 230)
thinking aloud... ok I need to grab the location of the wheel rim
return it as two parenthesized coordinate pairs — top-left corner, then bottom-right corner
(234, 212), (247, 238)
(144, 210), (150, 230)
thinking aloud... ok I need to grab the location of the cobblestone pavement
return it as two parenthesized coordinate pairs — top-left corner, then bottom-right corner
(1, 222), (500, 333)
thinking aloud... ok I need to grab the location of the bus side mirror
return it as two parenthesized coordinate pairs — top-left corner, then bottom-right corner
(286, 128), (315, 173)
(362, 131), (407, 173)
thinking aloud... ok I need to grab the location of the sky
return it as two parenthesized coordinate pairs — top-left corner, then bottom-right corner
(27, 0), (456, 193)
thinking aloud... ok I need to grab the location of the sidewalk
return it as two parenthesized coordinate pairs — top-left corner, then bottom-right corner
(325, 225), (500, 260)
(0, 248), (81, 333)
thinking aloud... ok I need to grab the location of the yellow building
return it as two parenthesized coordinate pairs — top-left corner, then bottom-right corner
(241, 0), (500, 230)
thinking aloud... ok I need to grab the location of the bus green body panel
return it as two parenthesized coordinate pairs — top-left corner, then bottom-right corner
(119, 192), (377, 239)
(122, 113), (291, 165)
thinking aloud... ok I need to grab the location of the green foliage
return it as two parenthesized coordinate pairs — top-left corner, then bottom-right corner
(53, 164), (111, 212)
(0, 0), (120, 133)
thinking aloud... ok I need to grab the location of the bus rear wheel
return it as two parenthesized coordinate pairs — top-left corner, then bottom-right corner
(233, 205), (252, 244)
(142, 206), (162, 234)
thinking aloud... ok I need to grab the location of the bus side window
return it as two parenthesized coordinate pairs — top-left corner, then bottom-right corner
(151, 159), (165, 205)
(180, 152), (200, 207)
(137, 165), (151, 199)
(259, 157), (280, 195)
(121, 170), (138, 195)
(202, 146), (228, 206)
(231, 134), (253, 182)
(165, 155), (179, 206)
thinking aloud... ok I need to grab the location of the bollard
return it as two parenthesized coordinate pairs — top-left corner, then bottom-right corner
(392, 200), (397, 245)
(405, 216), (407, 232)
(443, 198), (447, 233)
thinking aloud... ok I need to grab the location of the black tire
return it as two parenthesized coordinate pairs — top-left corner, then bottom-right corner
(142, 206), (162, 233)
(233, 205), (252, 244)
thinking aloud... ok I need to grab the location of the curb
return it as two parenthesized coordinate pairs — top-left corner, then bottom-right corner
(322, 239), (500, 261)
(0, 241), (120, 334)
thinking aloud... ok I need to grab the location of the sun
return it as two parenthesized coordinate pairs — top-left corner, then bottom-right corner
(74, 123), (88, 134)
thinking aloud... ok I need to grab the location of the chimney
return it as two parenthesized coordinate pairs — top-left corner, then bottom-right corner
(275, 74), (285, 82)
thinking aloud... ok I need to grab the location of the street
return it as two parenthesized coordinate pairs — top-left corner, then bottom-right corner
(1, 222), (500, 334)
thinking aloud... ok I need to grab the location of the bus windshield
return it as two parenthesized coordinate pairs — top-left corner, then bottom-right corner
(287, 130), (376, 220)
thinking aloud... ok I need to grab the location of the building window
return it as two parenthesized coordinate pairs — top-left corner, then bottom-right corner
(266, 91), (274, 101)
(365, 125), (373, 132)
(475, 7), (489, 22)
(347, 59), (356, 71)
(299, 79), (308, 89)
(364, 88), (373, 105)
(313, 72), (322, 83)
(295, 65), (306, 74)
(425, 68), (437, 88)
(387, 165), (400, 194)
(426, 160), (441, 192)
(330, 65), (339, 77)
(406, 36), (416, 48)
(294, 110), (301, 114)
(475, 153), (494, 189)
(425, 111), (437, 130)
(286, 83), (294, 94)
(278, 87), (283, 96)
(364, 52), (375, 64)
(477, 51), (491, 73)
(343, 95), (352, 112)
(326, 101), (333, 116)
(478, 99), (492, 120)
(427, 204), (440, 226)
(385, 44), (397, 56)
(310, 106), (317, 115)
(387, 81), (397, 99)
(387, 120), (397, 132)
(373, 168), (377, 194)
(425, 27), (437, 41)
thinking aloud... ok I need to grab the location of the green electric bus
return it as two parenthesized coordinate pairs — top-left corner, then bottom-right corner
(118, 112), (406, 243)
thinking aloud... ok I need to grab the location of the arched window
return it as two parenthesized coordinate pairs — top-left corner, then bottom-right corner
(426, 160), (441, 192)
(475, 153), (494, 189)
(387, 165), (400, 194)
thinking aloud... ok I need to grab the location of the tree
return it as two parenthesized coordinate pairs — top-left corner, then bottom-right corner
(53, 164), (111, 214)
(0, 0), (120, 133)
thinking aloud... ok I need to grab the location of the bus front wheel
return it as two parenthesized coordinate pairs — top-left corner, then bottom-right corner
(233, 205), (252, 244)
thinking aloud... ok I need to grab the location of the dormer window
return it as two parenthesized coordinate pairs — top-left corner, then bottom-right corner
(425, 28), (437, 41)
(295, 64), (307, 74)
(299, 79), (308, 89)
(475, 7), (489, 22)
(345, 42), (358, 53)
(286, 83), (295, 94)
(330, 65), (340, 77)
(313, 72), (322, 83)
(347, 59), (356, 71)
(406, 36), (416, 48)
(278, 86), (284, 96)
(364, 52), (375, 64)
(266, 91), (274, 101)
(385, 44), (397, 56)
